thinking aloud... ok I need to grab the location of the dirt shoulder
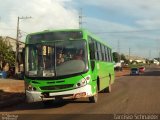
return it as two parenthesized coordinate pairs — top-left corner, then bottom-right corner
(0, 79), (24, 93)
(0, 69), (130, 95)
(0, 79), (25, 108)
(115, 69), (130, 78)
(0, 69), (129, 108)
(0, 69), (129, 93)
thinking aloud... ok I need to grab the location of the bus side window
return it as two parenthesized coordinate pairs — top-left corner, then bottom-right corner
(89, 37), (95, 60)
(108, 48), (111, 62)
(97, 42), (102, 61)
(101, 45), (105, 61)
(105, 47), (109, 62)
(111, 50), (113, 62)
(93, 41), (98, 60)
(104, 47), (108, 61)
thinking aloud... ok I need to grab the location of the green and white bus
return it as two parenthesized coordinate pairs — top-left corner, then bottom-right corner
(24, 29), (115, 103)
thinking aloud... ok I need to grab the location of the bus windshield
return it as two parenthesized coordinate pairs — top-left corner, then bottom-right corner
(25, 40), (88, 78)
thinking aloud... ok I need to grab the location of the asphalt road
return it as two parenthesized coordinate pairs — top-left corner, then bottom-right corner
(1, 66), (160, 120)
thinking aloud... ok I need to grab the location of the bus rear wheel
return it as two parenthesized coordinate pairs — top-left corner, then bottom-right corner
(103, 77), (112, 93)
(104, 83), (111, 93)
(89, 88), (98, 103)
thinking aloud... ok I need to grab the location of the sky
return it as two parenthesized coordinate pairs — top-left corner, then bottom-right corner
(0, 0), (160, 59)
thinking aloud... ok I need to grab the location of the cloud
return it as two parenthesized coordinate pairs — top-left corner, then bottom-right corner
(82, 0), (160, 18)
(78, 0), (160, 58)
(136, 19), (160, 29)
(84, 17), (159, 57)
(1, 0), (160, 58)
(82, 0), (160, 30)
(85, 17), (135, 32)
(0, 0), (79, 40)
(85, 17), (158, 41)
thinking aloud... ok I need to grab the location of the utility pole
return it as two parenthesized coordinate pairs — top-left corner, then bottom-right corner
(149, 49), (151, 60)
(159, 50), (160, 66)
(79, 8), (82, 28)
(79, 8), (84, 29)
(129, 48), (131, 61)
(15, 16), (31, 74)
(117, 40), (121, 62)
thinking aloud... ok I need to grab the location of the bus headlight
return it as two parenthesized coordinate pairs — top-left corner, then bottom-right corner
(25, 82), (36, 91)
(75, 75), (91, 88)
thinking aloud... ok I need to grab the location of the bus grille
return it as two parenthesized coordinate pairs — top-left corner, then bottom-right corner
(40, 84), (74, 91)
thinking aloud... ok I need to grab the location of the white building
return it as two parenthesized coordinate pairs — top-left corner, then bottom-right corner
(3, 36), (25, 52)
(153, 59), (159, 65)
(125, 55), (146, 64)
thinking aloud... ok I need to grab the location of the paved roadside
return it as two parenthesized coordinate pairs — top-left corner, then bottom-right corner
(0, 79), (25, 108)
(2, 66), (160, 115)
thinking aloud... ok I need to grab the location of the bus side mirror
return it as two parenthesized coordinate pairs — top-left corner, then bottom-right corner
(18, 52), (22, 64)
(17, 48), (25, 64)
(22, 48), (25, 63)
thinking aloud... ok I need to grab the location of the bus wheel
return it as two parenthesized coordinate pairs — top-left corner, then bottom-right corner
(103, 81), (112, 93)
(105, 83), (112, 93)
(89, 88), (98, 103)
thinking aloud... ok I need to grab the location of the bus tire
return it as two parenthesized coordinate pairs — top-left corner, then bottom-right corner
(89, 87), (98, 103)
(103, 75), (112, 93)
(103, 87), (108, 93)
(106, 82), (112, 93)
(103, 86), (111, 93)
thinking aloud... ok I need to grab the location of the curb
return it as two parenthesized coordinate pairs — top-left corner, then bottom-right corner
(0, 93), (25, 109)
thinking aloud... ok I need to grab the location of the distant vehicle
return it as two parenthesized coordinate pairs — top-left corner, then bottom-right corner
(114, 62), (122, 71)
(153, 59), (159, 65)
(0, 71), (2, 78)
(139, 66), (145, 73)
(130, 68), (140, 75)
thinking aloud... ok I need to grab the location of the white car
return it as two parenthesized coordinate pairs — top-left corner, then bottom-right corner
(114, 62), (122, 71)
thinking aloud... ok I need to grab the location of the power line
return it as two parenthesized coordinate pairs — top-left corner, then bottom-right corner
(94, 29), (160, 34)
(117, 39), (121, 62)
(0, 27), (28, 35)
(129, 48), (131, 60)
(19, 30), (29, 35)
(149, 50), (151, 60)
(0, 28), (16, 30)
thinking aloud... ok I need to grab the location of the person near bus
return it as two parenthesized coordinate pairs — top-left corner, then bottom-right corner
(57, 51), (64, 64)
(74, 49), (83, 60)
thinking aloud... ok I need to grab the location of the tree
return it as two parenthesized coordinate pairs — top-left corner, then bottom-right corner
(0, 37), (15, 69)
(121, 54), (126, 61)
(145, 59), (150, 64)
(120, 54), (130, 64)
(112, 52), (120, 62)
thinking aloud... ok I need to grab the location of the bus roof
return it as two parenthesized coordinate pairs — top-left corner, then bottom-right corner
(83, 29), (112, 49)
(26, 29), (112, 49)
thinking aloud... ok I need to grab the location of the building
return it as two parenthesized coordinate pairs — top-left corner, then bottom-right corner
(125, 55), (146, 64)
(153, 59), (159, 65)
(3, 36), (25, 52)
(0, 36), (25, 74)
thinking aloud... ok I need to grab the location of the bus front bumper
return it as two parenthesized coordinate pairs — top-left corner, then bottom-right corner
(26, 85), (93, 103)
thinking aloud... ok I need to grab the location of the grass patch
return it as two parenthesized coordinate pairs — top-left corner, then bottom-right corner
(128, 63), (145, 68)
